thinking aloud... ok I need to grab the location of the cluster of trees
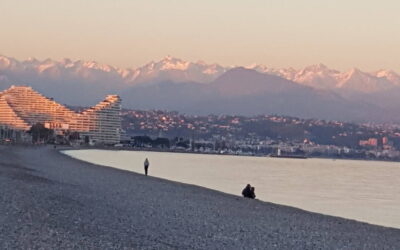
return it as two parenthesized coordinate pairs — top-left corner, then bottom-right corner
(28, 123), (54, 143)
(27, 123), (81, 144)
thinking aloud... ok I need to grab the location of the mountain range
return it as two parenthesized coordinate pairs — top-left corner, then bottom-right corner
(0, 54), (399, 123)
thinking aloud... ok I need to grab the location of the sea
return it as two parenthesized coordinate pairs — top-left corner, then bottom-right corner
(63, 149), (400, 229)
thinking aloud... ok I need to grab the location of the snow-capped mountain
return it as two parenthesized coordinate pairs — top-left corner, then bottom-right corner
(246, 64), (297, 81)
(121, 67), (391, 122)
(336, 68), (395, 93)
(0, 55), (228, 85)
(1, 54), (399, 92)
(130, 56), (227, 84)
(291, 64), (342, 89)
(1, 54), (400, 122)
(374, 70), (400, 86)
(0, 55), (124, 82)
(248, 63), (400, 93)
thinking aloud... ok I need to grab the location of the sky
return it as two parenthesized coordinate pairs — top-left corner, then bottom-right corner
(0, 0), (399, 71)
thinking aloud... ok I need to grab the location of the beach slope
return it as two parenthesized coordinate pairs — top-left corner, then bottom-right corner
(0, 145), (399, 249)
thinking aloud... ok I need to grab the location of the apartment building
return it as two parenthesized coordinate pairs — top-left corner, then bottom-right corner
(0, 86), (121, 144)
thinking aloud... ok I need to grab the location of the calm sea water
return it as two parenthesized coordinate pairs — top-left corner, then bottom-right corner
(63, 149), (400, 229)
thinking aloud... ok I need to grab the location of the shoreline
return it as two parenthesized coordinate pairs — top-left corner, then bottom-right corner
(60, 144), (400, 164)
(1, 145), (399, 249)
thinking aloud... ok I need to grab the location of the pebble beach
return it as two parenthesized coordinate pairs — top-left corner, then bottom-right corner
(1, 145), (399, 249)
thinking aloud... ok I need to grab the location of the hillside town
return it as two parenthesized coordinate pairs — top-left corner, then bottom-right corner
(121, 109), (400, 161)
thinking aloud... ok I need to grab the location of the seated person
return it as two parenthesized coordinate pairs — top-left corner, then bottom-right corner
(249, 187), (256, 199)
(242, 184), (252, 198)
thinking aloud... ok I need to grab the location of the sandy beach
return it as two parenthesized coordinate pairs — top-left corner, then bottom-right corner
(1, 145), (399, 249)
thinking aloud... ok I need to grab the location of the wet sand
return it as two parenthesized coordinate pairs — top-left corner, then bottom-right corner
(0, 145), (399, 249)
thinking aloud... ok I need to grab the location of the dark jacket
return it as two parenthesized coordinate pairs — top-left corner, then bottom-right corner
(242, 184), (252, 198)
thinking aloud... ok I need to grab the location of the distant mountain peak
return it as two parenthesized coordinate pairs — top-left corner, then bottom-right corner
(335, 68), (396, 93)
(303, 63), (329, 71)
(374, 69), (400, 85)
(26, 57), (39, 63)
(349, 67), (363, 74)
(299, 63), (340, 74)
(159, 56), (190, 71)
(226, 66), (255, 73)
(375, 69), (398, 77)
(163, 55), (173, 60)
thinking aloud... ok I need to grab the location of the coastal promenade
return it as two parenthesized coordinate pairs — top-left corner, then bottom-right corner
(0, 145), (399, 249)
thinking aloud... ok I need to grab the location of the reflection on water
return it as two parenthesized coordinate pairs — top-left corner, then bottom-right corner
(63, 149), (400, 229)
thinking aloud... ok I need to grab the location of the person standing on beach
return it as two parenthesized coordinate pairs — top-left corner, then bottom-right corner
(144, 158), (149, 176)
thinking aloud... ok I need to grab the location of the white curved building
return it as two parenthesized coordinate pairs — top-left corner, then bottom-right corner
(0, 86), (121, 144)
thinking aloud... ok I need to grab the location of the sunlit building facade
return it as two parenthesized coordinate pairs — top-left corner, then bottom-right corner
(0, 86), (121, 144)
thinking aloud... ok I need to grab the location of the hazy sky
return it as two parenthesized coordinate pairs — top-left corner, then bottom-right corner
(0, 0), (399, 71)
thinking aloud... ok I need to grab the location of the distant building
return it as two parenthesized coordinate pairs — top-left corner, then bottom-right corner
(0, 86), (121, 145)
(0, 124), (32, 143)
(368, 138), (378, 147)
(359, 138), (378, 147)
